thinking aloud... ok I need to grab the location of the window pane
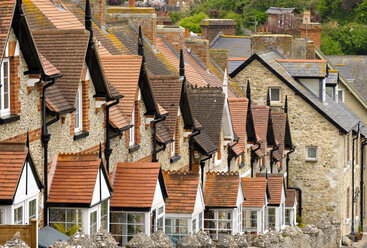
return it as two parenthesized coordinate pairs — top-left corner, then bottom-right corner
(0, 209), (3, 224)
(100, 201), (108, 230)
(49, 208), (83, 231)
(307, 147), (317, 159)
(90, 211), (97, 234)
(338, 90), (344, 102)
(29, 199), (37, 221)
(14, 206), (23, 224)
(3, 61), (9, 110)
(270, 88), (280, 101)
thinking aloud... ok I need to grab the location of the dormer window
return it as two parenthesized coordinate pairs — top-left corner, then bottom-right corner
(75, 82), (82, 133)
(269, 87), (281, 103)
(1, 58), (10, 116)
(129, 105), (135, 147)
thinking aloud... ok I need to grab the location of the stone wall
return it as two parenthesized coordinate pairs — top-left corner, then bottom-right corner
(251, 34), (293, 59)
(232, 59), (352, 236)
(200, 19), (236, 43)
(157, 25), (185, 54)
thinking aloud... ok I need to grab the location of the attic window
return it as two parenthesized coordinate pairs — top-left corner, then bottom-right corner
(269, 88), (281, 102)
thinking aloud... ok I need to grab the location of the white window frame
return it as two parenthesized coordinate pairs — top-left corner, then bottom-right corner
(242, 209), (258, 232)
(74, 82), (82, 133)
(129, 105), (135, 147)
(171, 140), (175, 157)
(11, 196), (38, 225)
(13, 203), (24, 225)
(165, 217), (189, 244)
(89, 209), (98, 235)
(204, 209), (233, 239)
(0, 207), (4, 224)
(151, 204), (165, 233)
(269, 87), (281, 103)
(306, 146), (318, 161)
(338, 89), (345, 103)
(1, 58), (10, 116)
(49, 207), (84, 231)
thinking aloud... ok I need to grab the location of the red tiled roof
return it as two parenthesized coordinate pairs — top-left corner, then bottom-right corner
(48, 154), (101, 204)
(252, 105), (270, 156)
(100, 55), (143, 128)
(285, 189), (296, 207)
(204, 171), (241, 208)
(39, 53), (61, 76)
(163, 171), (200, 214)
(266, 176), (285, 206)
(0, 143), (28, 200)
(271, 111), (287, 160)
(241, 177), (267, 208)
(111, 162), (161, 208)
(0, 0), (15, 63)
(156, 38), (207, 87)
(228, 98), (248, 153)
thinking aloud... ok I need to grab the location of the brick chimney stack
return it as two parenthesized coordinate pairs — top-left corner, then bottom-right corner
(129, 0), (135, 7)
(200, 19), (236, 43)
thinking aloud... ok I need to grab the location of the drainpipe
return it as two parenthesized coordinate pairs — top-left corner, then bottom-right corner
(200, 154), (212, 189)
(361, 137), (367, 231)
(352, 123), (360, 241)
(152, 115), (166, 162)
(270, 143), (280, 173)
(286, 146), (302, 217)
(227, 138), (239, 172)
(251, 141), (261, 178)
(104, 98), (120, 173)
(41, 79), (60, 226)
(189, 129), (200, 171)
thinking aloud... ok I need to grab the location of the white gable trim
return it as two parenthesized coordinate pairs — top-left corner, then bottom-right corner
(193, 184), (205, 216)
(13, 161), (41, 205)
(236, 183), (244, 207)
(91, 167), (111, 207)
(152, 178), (165, 209)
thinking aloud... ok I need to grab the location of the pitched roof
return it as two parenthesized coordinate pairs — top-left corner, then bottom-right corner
(150, 75), (183, 142)
(251, 105), (270, 156)
(0, 143), (28, 201)
(188, 87), (225, 148)
(0, 0), (15, 63)
(271, 111), (287, 159)
(241, 177), (268, 208)
(32, 29), (90, 112)
(210, 35), (251, 58)
(276, 59), (327, 78)
(163, 171), (200, 214)
(100, 55), (142, 128)
(266, 7), (298, 15)
(204, 171), (242, 208)
(285, 188), (296, 207)
(228, 58), (247, 75)
(266, 175), (285, 206)
(230, 51), (360, 134)
(111, 162), (166, 209)
(228, 98), (248, 152)
(48, 154), (103, 205)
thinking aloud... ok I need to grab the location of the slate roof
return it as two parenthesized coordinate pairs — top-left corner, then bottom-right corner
(204, 171), (242, 208)
(228, 98), (248, 153)
(210, 35), (251, 58)
(266, 7), (298, 15)
(241, 177), (268, 208)
(271, 111), (287, 159)
(163, 171), (200, 214)
(100, 55), (143, 129)
(0, 143), (30, 201)
(0, 0), (15, 63)
(38, 226), (70, 248)
(150, 75), (182, 142)
(32, 29), (90, 112)
(276, 59), (327, 78)
(48, 154), (104, 205)
(251, 105), (270, 156)
(188, 87), (225, 149)
(230, 51), (360, 134)
(285, 188), (296, 207)
(111, 162), (166, 209)
(228, 58), (247, 75)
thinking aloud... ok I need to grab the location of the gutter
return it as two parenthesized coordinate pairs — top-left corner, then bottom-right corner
(270, 143), (280, 173)
(152, 115), (167, 162)
(251, 141), (261, 178)
(286, 146), (302, 217)
(227, 137), (239, 172)
(352, 123), (360, 241)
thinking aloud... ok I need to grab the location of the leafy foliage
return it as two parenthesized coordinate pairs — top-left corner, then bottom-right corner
(178, 12), (209, 33)
(54, 224), (80, 237)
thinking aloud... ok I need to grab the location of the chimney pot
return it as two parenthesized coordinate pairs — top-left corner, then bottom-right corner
(159, 11), (163, 17)
(128, 0), (135, 7)
(164, 11), (168, 17)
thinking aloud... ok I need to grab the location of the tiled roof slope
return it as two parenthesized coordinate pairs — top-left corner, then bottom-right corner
(205, 172), (241, 208)
(188, 87), (225, 147)
(231, 50), (360, 133)
(100, 55), (142, 128)
(163, 171), (200, 213)
(266, 7), (297, 15)
(241, 177), (267, 208)
(285, 188), (296, 207)
(266, 175), (284, 206)
(0, 0), (15, 63)
(251, 105), (270, 156)
(228, 58), (247, 75)
(276, 59), (327, 78)
(271, 111), (287, 159)
(210, 35), (251, 58)
(0, 143), (28, 200)
(48, 154), (102, 204)
(109, 25), (174, 75)
(32, 29), (90, 112)
(111, 162), (161, 208)
(228, 98), (248, 152)
(23, 0), (56, 30)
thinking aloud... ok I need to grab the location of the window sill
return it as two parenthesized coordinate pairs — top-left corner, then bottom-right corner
(170, 155), (181, 163)
(0, 114), (20, 125)
(74, 131), (89, 141)
(129, 144), (140, 153)
(305, 159), (317, 163)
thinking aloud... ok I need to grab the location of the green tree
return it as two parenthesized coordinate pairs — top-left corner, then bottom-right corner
(320, 35), (344, 55)
(178, 12), (209, 33)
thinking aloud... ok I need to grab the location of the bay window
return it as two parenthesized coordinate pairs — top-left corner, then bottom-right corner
(268, 208), (276, 230)
(100, 200), (108, 229)
(11, 197), (38, 225)
(13, 206), (23, 224)
(90, 210), (97, 234)
(1, 58), (10, 116)
(110, 212), (145, 246)
(28, 199), (37, 222)
(165, 218), (188, 244)
(151, 206), (165, 233)
(204, 209), (232, 239)
(199, 212), (203, 230)
(49, 209), (84, 231)
(285, 209), (291, 225)
(242, 210), (257, 231)
(74, 82), (82, 133)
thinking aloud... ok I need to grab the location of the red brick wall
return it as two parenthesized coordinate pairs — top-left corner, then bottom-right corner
(70, 112), (75, 136)
(82, 80), (90, 131)
(9, 56), (21, 114)
(200, 19), (236, 43)
(300, 23), (322, 48)
(157, 27), (185, 54)
(185, 38), (209, 68)
(174, 115), (180, 155)
(134, 100), (141, 144)
(2, 128), (42, 143)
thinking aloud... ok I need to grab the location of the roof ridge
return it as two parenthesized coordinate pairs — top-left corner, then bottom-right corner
(207, 171), (239, 176)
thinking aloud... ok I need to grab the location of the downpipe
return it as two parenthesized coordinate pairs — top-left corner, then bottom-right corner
(286, 146), (303, 217)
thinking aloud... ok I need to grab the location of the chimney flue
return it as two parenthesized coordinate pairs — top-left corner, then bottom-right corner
(128, 0), (135, 7)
